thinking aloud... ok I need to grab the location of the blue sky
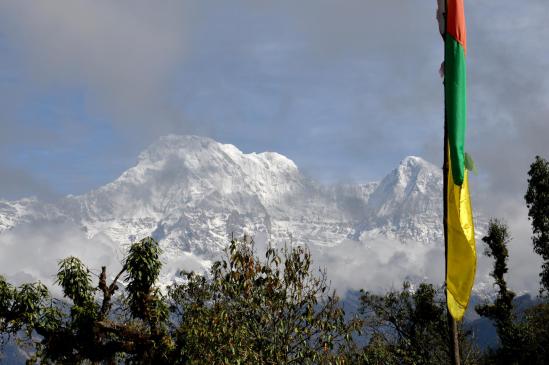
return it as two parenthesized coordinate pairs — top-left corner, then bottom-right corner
(0, 0), (548, 209)
(1, 0), (549, 295)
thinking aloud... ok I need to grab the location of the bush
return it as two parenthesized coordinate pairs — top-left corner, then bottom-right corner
(169, 239), (360, 364)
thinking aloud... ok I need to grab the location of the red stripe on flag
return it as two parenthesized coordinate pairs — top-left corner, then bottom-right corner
(447, 0), (467, 54)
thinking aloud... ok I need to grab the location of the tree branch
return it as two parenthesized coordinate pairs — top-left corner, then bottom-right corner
(98, 266), (126, 319)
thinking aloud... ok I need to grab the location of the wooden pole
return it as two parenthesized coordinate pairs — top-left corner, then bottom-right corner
(443, 1), (461, 358)
(443, 126), (461, 365)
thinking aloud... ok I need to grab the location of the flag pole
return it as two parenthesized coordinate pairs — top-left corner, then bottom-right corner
(444, 111), (461, 365)
(442, 1), (461, 362)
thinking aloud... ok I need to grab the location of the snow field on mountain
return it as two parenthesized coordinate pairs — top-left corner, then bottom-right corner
(1, 135), (494, 295)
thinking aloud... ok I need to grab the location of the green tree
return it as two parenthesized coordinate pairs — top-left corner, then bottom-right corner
(521, 301), (549, 363)
(169, 238), (360, 365)
(359, 282), (480, 365)
(475, 219), (549, 364)
(475, 219), (526, 364)
(2, 236), (361, 364)
(0, 237), (173, 364)
(525, 155), (549, 294)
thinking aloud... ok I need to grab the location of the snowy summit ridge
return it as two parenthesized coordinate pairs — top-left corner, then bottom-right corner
(0, 135), (468, 283)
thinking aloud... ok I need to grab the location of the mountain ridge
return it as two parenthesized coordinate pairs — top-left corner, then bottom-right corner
(0, 135), (447, 248)
(0, 135), (486, 290)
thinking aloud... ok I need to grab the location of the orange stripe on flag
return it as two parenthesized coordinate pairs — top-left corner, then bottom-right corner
(447, 0), (467, 54)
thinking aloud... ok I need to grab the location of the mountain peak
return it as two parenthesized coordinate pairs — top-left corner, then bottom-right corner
(0, 135), (481, 295)
(68, 141), (445, 247)
(399, 156), (438, 170)
(353, 154), (443, 242)
(137, 134), (298, 171)
(1, 137), (451, 247)
(391, 156), (441, 190)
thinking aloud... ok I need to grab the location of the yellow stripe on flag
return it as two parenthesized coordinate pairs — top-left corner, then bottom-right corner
(446, 156), (476, 320)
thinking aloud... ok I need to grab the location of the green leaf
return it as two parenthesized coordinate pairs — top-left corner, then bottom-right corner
(464, 152), (478, 175)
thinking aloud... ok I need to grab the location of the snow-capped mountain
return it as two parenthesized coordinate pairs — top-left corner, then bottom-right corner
(0, 136), (445, 251)
(0, 135), (486, 290)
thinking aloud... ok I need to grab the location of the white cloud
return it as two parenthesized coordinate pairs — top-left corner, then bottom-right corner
(0, 221), (121, 295)
(309, 239), (442, 295)
(311, 233), (540, 298)
(0, 0), (189, 133)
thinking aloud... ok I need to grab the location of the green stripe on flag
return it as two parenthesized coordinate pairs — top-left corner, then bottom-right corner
(445, 34), (467, 186)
